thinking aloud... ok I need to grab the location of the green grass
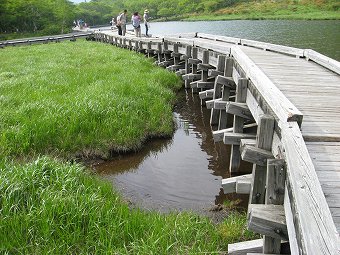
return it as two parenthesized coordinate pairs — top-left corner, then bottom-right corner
(0, 40), (182, 159)
(0, 156), (257, 254)
(0, 40), (258, 253)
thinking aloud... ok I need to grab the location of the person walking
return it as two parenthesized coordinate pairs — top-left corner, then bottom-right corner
(143, 10), (150, 37)
(131, 12), (142, 37)
(117, 10), (127, 36)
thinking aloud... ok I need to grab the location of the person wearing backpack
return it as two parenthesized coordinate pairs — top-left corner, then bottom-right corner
(131, 12), (142, 37)
(117, 10), (127, 36)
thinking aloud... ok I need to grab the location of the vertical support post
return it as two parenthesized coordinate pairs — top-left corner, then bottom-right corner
(263, 159), (286, 254)
(218, 57), (234, 130)
(157, 42), (163, 64)
(200, 50), (210, 104)
(191, 47), (199, 94)
(249, 114), (275, 205)
(147, 42), (152, 58)
(210, 55), (226, 125)
(184, 45), (192, 89)
(163, 41), (171, 64)
(138, 41), (143, 53)
(173, 43), (179, 66)
(230, 78), (248, 173)
(134, 41), (139, 52)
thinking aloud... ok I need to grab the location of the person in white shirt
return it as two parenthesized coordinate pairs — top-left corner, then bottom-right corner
(143, 10), (150, 37)
(117, 10), (127, 36)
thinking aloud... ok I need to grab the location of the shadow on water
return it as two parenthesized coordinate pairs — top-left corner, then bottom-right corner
(94, 89), (251, 213)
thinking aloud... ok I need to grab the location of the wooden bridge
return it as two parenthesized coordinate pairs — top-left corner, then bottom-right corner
(93, 30), (339, 254)
(2, 29), (339, 254)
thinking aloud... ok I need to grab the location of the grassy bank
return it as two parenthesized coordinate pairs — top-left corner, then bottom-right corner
(0, 156), (256, 254)
(0, 40), (181, 159)
(0, 40), (258, 253)
(184, 0), (340, 21)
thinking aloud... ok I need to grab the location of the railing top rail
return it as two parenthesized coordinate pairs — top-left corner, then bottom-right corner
(196, 33), (241, 45)
(240, 38), (305, 57)
(231, 46), (303, 125)
(281, 121), (340, 255)
(304, 49), (340, 75)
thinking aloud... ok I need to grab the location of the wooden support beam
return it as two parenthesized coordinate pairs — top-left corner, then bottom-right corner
(175, 69), (186, 76)
(249, 114), (275, 205)
(213, 123), (256, 143)
(219, 57), (234, 129)
(228, 239), (263, 255)
(199, 89), (214, 100)
(236, 178), (252, 194)
(206, 98), (221, 109)
(240, 139), (257, 148)
(196, 81), (215, 89)
(209, 69), (224, 77)
(266, 159), (286, 205)
(240, 145), (274, 166)
(248, 204), (288, 240)
(182, 73), (201, 81)
(222, 174), (252, 194)
(216, 75), (236, 87)
(226, 102), (253, 120)
(210, 55), (226, 125)
(184, 45), (192, 89)
(198, 63), (215, 70)
(223, 133), (257, 145)
(188, 58), (202, 65)
(230, 78), (249, 173)
(214, 100), (228, 110)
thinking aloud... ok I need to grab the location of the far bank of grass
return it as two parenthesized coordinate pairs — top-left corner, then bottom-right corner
(0, 40), (181, 159)
(183, 0), (340, 21)
(0, 40), (258, 253)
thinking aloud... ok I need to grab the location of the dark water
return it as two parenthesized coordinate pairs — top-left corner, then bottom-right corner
(95, 90), (249, 212)
(96, 20), (339, 212)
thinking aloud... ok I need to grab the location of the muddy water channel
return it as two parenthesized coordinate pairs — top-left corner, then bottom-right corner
(95, 90), (250, 213)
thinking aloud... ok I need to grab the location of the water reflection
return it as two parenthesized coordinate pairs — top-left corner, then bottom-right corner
(95, 90), (249, 212)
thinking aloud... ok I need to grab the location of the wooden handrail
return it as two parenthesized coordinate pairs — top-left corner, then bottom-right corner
(196, 33), (241, 44)
(240, 39), (305, 57)
(231, 46), (303, 125)
(304, 49), (340, 75)
(281, 121), (339, 255)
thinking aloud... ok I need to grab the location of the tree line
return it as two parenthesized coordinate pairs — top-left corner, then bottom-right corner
(0, 0), (246, 36)
(1, 0), (337, 37)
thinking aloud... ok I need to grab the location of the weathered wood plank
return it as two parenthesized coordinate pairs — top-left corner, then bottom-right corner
(222, 174), (252, 194)
(248, 204), (288, 240)
(224, 133), (257, 145)
(240, 39), (304, 57)
(226, 102), (253, 120)
(281, 121), (339, 255)
(249, 115), (275, 205)
(304, 49), (340, 75)
(232, 47), (303, 125)
(228, 239), (263, 255)
(241, 145), (274, 166)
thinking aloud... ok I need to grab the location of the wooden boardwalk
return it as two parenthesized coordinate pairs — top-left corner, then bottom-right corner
(240, 46), (340, 234)
(92, 30), (339, 254)
(4, 30), (338, 254)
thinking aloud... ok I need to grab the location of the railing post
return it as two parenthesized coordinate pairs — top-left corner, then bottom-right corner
(218, 57), (234, 130)
(229, 78), (248, 173)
